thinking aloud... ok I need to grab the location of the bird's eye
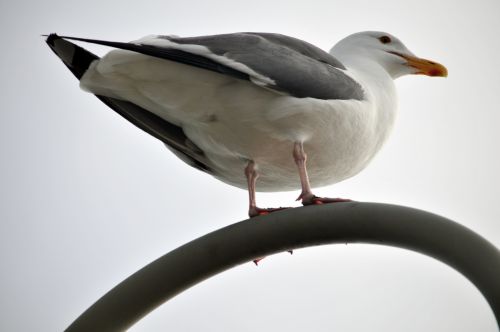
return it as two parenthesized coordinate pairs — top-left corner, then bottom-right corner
(379, 36), (391, 44)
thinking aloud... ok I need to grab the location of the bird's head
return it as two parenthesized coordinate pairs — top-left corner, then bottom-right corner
(331, 31), (447, 79)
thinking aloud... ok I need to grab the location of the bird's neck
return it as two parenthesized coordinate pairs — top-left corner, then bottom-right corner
(332, 51), (399, 154)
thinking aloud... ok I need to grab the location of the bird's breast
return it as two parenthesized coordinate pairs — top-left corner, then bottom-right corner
(188, 94), (395, 192)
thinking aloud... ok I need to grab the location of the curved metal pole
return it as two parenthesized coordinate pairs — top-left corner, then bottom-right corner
(65, 203), (500, 331)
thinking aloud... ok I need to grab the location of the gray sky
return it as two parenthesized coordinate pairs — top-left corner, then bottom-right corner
(1, 0), (499, 331)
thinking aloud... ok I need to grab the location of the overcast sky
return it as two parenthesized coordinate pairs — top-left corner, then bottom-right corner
(1, 0), (499, 331)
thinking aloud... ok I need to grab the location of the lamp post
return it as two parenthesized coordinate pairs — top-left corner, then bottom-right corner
(65, 202), (500, 331)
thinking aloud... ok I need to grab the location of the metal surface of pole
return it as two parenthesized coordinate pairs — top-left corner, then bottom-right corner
(65, 202), (500, 331)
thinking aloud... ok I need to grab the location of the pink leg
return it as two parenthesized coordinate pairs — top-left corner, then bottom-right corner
(293, 142), (351, 206)
(245, 161), (289, 218)
(245, 161), (260, 217)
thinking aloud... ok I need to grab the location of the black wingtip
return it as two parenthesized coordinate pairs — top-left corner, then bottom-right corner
(45, 33), (99, 80)
(45, 33), (61, 47)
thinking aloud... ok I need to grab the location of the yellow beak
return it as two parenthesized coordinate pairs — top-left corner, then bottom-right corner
(391, 52), (448, 77)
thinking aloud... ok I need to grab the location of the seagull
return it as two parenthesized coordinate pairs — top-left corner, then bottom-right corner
(46, 31), (447, 217)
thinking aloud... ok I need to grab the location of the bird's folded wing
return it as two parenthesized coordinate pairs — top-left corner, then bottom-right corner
(46, 34), (212, 173)
(54, 33), (364, 101)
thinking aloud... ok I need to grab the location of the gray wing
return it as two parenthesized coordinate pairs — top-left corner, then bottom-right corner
(165, 32), (364, 100)
(57, 33), (364, 101)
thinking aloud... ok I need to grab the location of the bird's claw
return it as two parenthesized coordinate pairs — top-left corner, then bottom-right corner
(249, 206), (291, 218)
(303, 195), (352, 206)
(253, 250), (293, 266)
(253, 258), (263, 265)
